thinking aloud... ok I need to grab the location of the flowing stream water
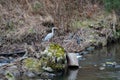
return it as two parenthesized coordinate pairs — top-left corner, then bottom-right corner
(53, 42), (120, 80)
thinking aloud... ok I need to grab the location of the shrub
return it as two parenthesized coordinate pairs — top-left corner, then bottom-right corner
(103, 0), (120, 12)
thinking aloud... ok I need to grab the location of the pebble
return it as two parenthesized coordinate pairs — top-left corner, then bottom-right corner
(94, 64), (97, 67)
(42, 67), (54, 72)
(99, 66), (105, 70)
(76, 55), (82, 59)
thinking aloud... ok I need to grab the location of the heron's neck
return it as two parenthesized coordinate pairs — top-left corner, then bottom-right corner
(52, 28), (54, 34)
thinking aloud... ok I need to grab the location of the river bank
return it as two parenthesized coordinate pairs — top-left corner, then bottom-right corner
(0, 0), (120, 79)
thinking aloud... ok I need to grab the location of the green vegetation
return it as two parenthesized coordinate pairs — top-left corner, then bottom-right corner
(70, 19), (95, 30)
(5, 71), (15, 80)
(103, 0), (120, 12)
(113, 30), (120, 39)
(48, 43), (65, 57)
(28, 27), (35, 34)
(23, 43), (66, 72)
(23, 58), (42, 72)
(0, 0), (120, 79)
(6, 21), (14, 31)
(41, 43), (67, 71)
(33, 1), (43, 13)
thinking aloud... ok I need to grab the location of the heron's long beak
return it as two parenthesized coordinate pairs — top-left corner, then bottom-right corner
(54, 27), (58, 29)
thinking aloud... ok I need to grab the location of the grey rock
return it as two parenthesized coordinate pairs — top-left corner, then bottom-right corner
(67, 53), (79, 67)
(99, 66), (105, 70)
(115, 65), (120, 68)
(86, 46), (95, 51)
(68, 33), (74, 39)
(40, 72), (56, 78)
(79, 51), (89, 55)
(25, 71), (36, 78)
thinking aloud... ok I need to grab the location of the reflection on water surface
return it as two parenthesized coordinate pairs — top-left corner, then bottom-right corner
(54, 42), (120, 80)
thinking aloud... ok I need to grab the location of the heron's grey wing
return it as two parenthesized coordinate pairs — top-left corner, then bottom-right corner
(44, 33), (53, 41)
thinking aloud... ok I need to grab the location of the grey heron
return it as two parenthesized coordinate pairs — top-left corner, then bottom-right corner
(43, 27), (58, 41)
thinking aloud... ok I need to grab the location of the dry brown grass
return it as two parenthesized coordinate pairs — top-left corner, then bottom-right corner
(0, 0), (102, 38)
(0, 0), (53, 43)
(0, 0), (117, 53)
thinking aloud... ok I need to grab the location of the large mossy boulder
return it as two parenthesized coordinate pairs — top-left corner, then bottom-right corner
(41, 43), (67, 72)
(23, 58), (42, 73)
(23, 43), (67, 73)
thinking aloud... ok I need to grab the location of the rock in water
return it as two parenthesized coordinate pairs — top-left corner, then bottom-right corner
(41, 43), (67, 72)
(22, 43), (67, 76)
(67, 53), (79, 67)
(23, 58), (42, 73)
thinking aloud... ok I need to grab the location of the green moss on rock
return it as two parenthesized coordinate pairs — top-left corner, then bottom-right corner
(23, 58), (42, 72)
(41, 43), (67, 72)
(23, 43), (67, 72)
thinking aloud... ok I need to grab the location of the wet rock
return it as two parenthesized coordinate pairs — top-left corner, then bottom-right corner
(23, 58), (42, 73)
(86, 46), (95, 51)
(67, 53), (79, 67)
(99, 66), (105, 70)
(76, 53), (82, 59)
(76, 53), (85, 61)
(94, 64), (97, 67)
(68, 33), (74, 39)
(88, 24), (94, 28)
(115, 65), (120, 69)
(42, 67), (54, 72)
(40, 72), (56, 78)
(105, 62), (117, 67)
(101, 63), (106, 67)
(24, 71), (36, 78)
(100, 62), (120, 70)
(0, 63), (8, 67)
(0, 58), (11, 63)
(41, 43), (67, 72)
(79, 51), (89, 55)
